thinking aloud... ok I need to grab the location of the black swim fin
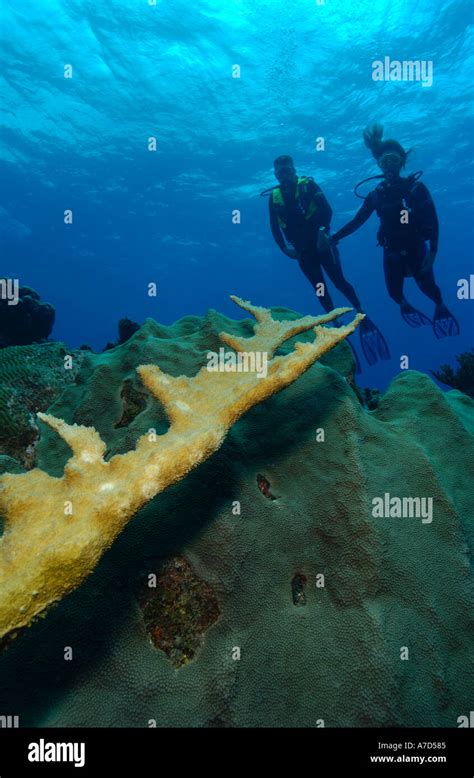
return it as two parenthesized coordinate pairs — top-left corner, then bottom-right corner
(400, 300), (432, 328)
(358, 316), (391, 366)
(433, 303), (460, 339)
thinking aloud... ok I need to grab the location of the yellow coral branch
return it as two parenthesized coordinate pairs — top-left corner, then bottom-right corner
(221, 296), (353, 357)
(0, 297), (363, 642)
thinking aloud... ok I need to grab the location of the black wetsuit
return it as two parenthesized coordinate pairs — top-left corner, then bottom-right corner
(269, 178), (362, 313)
(333, 176), (442, 306)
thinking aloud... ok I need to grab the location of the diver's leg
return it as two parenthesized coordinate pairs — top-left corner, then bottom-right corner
(413, 269), (443, 305)
(297, 250), (335, 313)
(320, 247), (363, 312)
(410, 242), (442, 304)
(412, 251), (459, 337)
(383, 249), (405, 304)
(388, 247), (432, 327)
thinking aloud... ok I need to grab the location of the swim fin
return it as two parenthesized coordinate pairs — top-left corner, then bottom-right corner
(400, 300), (432, 328)
(358, 316), (391, 366)
(433, 303), (460, 339)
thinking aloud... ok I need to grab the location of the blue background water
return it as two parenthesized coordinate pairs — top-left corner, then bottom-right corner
(1, 0), (473, 389)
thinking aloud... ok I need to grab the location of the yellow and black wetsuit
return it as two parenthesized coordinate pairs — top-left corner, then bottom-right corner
(269, 176), (332, 251)
(269, 176), (362, 314)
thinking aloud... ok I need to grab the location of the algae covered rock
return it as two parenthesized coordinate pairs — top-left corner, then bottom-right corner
(0, 343), (85, 467)
(0, 284), (55, 347)
(432, 348), (474, 398)
(0, 306), (472, 728)
(0, 300), (361, 646)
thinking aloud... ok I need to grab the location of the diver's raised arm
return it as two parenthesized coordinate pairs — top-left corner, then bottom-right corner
(331, 193), (375, 243)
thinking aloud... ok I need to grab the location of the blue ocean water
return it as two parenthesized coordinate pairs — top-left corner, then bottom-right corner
(1, 0), (473, 389)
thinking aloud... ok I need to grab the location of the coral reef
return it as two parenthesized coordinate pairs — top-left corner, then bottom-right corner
(118, 317), (141, 345)
(138, 556), (220, 668)
(0, 283), (55, 347)
(103, 317), (141, 351)
(431, 348), (474, 398)
(0, 299), (472, 728)
(0, 343), (84, 468)
(0, 296), (362, 644)
(360, 386), (381, 410)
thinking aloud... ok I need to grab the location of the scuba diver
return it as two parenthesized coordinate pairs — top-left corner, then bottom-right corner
(331, 124), (459, 339)
(263, 154), (389, 368)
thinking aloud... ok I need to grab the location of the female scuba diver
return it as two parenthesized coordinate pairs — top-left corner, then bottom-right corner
(331, 124), (459, 339)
